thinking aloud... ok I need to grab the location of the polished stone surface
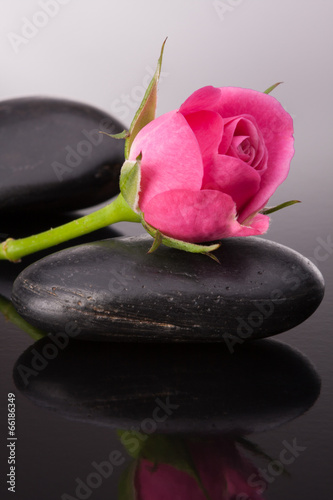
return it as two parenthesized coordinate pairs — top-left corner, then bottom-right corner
(11, 235), (324, 342)
(0, 97), (124, 213)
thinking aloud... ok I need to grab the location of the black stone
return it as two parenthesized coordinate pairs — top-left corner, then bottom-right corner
(11, 235), (324, 342)
(13, 339), (321, 433)
(0, 97), (125, 213)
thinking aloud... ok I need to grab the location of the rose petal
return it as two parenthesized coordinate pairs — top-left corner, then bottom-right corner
(129, 111), (203, 211)
(219, 116), (254, 154)
(202, 155), (261, 213)
(232, 212), (270, 237)
(218, 87), (294, 220)
(135, 459), (208, 500)
(189, 438), (265, 500)
(143, 189), (238, 242)
(219, 115), (267, 171)
(184, 110), (223, 171)
(218, 116), (238, 154)
(179, 86), (222, 115)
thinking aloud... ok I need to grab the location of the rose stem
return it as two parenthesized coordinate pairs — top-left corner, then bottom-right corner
(0, 194), (141, 262)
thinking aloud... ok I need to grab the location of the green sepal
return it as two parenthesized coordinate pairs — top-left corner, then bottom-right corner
(237, 436), (290, 477)
(119, 154), (142, 212)
(236, 436), (275, 464)
(118, 459), (138, 500)
(117, 429), (147, 459)
(124, 38), (167, 159)
(139, 435), (197, 481)
(148, 229), (163, 253)
(260, 199), (300, 215)
(117, 432), (214, 499)
(142, 220), (221, 261)
(100, 129), (129, 140)
(263, 82), (283, 94)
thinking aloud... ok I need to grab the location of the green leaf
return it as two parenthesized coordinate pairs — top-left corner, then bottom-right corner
(260, 199), (300, 215)
(142, 220), (221, 260)
(124, 38), (167, 159)
(236, 436), (290, 477)
(99, 129), (129, 139)
(118, 460), (138, 500)
(263, 82), (283, 94)
(119, 154), (142, 212)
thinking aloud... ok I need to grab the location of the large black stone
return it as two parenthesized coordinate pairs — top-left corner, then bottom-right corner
(0, 97), (124, 213)
(11, 235), (324, 342)
(13, 339), (321, 433)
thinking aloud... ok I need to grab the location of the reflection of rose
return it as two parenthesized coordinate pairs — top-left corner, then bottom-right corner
(129, 86), (294, 243)
(131, 437), (265, 500)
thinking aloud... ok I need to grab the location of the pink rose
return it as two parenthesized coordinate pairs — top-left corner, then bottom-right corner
(133, 437), (265, 500)
(129, 86), (294, 243)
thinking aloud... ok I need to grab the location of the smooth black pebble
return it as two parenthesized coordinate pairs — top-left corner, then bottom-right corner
(11, 235), (325, 342)
(0, 97), (125, 213)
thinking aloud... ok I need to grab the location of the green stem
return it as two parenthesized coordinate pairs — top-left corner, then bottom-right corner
(0, 194), (141, 262)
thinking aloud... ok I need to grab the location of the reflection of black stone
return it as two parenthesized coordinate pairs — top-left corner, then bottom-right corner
(0, 97), (124, 214)
(12, 235), (324, 341)
(0, 213), (120, 300)
(13, 338), (321, 434)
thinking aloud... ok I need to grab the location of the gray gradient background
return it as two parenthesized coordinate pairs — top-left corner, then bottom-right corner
(1, 0), (331, 245)
(0, 1), (332, 499)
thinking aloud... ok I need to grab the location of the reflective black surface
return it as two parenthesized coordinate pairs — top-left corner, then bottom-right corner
(0, 186), (332, 500)
(12, 338), (321, 434)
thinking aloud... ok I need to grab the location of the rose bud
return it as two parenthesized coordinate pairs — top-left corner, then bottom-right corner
(125, 436), (266, 500)
(126, 85), (294, 248)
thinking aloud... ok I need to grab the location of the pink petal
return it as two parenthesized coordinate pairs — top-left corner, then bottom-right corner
(143, 189), (238, 242)
(189, 438), (265, 500)
(129, 111), (203, 212)
(219, 115), (268, 171)
(135, 460), (207, 500)
(179, 86), (222, 115)
(218, 87), (294, 220)
(232, 213), (270, 237)
(184, 110), (223, 171)
(202, 155), (261, 213)
(218, 116), (238, 154)
(219, 116), (253, 154)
